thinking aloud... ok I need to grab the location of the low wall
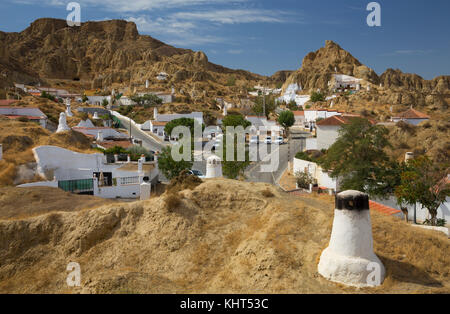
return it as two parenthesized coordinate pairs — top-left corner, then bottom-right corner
(293, 158), (339, 191)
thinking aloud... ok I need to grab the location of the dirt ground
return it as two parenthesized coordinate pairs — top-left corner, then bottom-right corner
(0, 186), (121, 220)
(0, 179), (448, 294)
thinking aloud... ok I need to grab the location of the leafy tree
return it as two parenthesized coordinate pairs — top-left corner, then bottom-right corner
(310, 91), (325, 102)
(101, 98), (109, 108)
(127, 145), (153, 161)
(40, 91), (55, 101)
(157, 146), (193, 180)
(82, 94), (88, 102)
(395, 156), (449, 226)
(221, 114), (251, 179)
(295, 171), (315, 189)
(287, 100), (298, 111)
(131, 93), (162, 108)
(277, 110), (295, 137)
(252, 95), (276, 119)
(319, 117), (391, 196)
(164, 118), (204, 139)
(222, 114), (251, 129)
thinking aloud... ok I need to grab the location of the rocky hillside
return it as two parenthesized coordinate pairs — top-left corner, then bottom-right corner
(283, 40), (449, 96)
(282, 40), (379, 92)
(0, 18), (264, 93)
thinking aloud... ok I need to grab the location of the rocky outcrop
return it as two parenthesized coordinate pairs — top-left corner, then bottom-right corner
(282, 40), (379, 92)
(380, 68), (450, 93)
(0, 18), (262, 89)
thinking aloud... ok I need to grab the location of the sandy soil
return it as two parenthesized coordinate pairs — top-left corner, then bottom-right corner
(0, 178), (448, 294)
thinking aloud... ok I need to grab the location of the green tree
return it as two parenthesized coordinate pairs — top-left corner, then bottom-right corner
(287, 100), (298, 111)
(319, 117), (391, 196)
(101, 98), (109, 108)
(220, 114), (251, 179)
(164, 118), (204, 139)
(252, 95), (276, 119)
(82, 94), (88, 102)
(131, 93), (162, 108)
(222, 114), (251, 129)
(157, 146), (193, 180)
(310, 91), (325, 102)
(395, 156), (449, 226)
(277, 110), (295, 137)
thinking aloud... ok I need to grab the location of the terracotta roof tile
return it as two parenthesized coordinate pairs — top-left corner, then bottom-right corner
(393, 108), (430, 119)
(369, 201), (402, 216)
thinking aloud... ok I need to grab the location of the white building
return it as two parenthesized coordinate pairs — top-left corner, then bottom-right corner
(391, 108), (430, 126)
(304, 109), (343, 129)
(156, 72), (169, 81)
(316, 114), (371, 150)
(141, 108), (203, 139)
(293, 157), (340, 192)
(332, 74), (362, 90)
(87, 95), (111, 106)
(72, 126), (128, 140)
(0, 106), (48, 128)
(19, 145), (159, 199)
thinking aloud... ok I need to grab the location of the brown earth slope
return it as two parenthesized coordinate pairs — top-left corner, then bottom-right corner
(0, 18), (264, 97)
(0, 179), (448, 293)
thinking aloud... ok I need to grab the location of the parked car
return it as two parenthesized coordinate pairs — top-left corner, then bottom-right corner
(188, 169), (205, 179)
(249, 135), (259, 145)
(274, 136), (284, 145)
(264, 136), (272, 144)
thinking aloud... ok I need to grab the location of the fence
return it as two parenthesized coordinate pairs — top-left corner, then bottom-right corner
(58, 179), (94, 193)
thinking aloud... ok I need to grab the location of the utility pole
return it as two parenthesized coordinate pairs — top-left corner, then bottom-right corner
(129, 117), (132, 142)
(262, 85), (266, 118)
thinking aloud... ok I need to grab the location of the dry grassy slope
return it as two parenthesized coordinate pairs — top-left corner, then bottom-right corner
(0, 179), (448, 294)
(0, 186), (120, 220)
(0, 115), (94, 186)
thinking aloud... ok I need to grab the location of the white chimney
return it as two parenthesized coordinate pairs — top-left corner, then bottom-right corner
(145, 79), (149, 89)
(65, 99), (73, 117)
(205, 155), (222, 178)
(153, 107), (158, 121)
(96, 131), (104, 142)
(405, 152), (414, 163)
(318, 190), (385, 287)
(0, 143), (3, 161)
(56, 112), (71, 133)
(223, 105), (227, 116)
(93, 112), (99, 120)
(140, 177), (151, 200)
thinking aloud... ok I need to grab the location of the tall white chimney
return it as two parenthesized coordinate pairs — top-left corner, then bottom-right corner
(146, 79), (149, 89)
(318, 190), (385, 287)
(0, 143), (3, 161)
(153, 107), (158, 121)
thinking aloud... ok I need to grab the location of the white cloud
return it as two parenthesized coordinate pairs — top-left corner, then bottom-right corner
(227, 49), (243, 54)
(127, 16), (224, 46)
(172, 9), (295, 24)
(382, 49), (434, 56)
(11, 0), (248, 12)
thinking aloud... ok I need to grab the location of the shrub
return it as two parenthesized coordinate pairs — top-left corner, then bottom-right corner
(295, 151), (313, 162)
(164, 193), (182, 212)
(261, 189), (274, 198)
(310, 92), (325, 102)
(295, 171), (314, 189)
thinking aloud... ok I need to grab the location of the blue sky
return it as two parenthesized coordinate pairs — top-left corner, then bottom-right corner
(1, 0), (449, 79)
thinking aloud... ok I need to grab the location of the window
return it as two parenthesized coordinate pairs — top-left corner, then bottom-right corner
(119, 176), (140, 185)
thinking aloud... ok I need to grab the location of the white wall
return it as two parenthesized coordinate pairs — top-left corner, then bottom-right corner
(373, 196), (450, 224)
(305, 138), (317, 151)
(293, 157), (339, 191)
(392, 118), (429, 126)
(317, 125), (340, 150)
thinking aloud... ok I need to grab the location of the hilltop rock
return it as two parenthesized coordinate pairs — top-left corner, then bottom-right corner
(282, 40), (379, 92)
(0, 18), (262, 90)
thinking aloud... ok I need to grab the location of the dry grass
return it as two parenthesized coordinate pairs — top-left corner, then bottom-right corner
(0, 117), (95, 186)
(164, 193), (182, 212)
(261, 189), (274, 198)
(0, 179), (448, 294)
(0, 186), (121, 220)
